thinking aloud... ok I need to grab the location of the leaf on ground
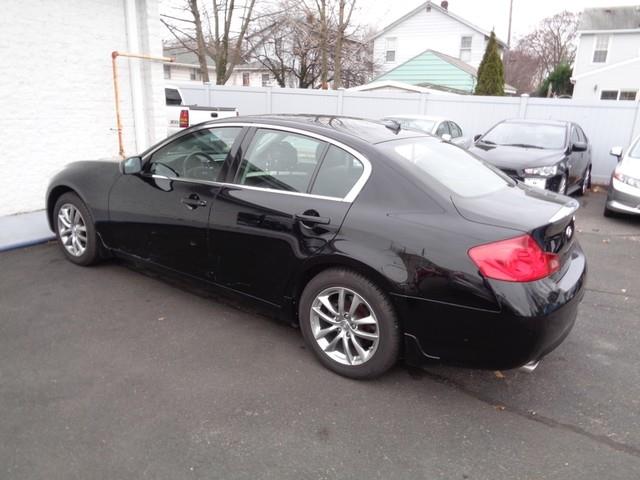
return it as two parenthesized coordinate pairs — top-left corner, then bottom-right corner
(494, 370), (505, 379)
(494, 405), (506, 411)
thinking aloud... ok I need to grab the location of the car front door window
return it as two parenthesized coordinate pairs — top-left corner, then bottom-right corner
(149, 127), (242, 182)
(436, 122), (450, 137)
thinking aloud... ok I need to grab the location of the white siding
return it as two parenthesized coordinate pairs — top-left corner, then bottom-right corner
(0, 0), (165, 216)
(573, 32), (640, 100)
(372, 7), (498, 75)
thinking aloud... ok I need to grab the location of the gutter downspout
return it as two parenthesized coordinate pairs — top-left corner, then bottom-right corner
(111, 51), (173, 158)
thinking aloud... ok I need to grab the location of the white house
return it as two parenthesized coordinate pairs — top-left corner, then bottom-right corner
(163, 46), (275, 87)
(0, 0), (166, 216)
(572, 6), (640, 101)
(371, 0), (506, 76)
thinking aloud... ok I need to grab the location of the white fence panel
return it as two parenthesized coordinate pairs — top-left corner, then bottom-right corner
(170, 82), (640, 184)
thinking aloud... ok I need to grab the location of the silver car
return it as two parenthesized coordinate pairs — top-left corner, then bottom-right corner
(605, 137), (640, 217)
(382, 115), (471, 149)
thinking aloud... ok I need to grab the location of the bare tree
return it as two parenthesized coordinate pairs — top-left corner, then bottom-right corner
(333, 0), (356, 89)
(518, 11), (579, 78)
(161, 0), (258, 85)
(504, 47), (543, 94)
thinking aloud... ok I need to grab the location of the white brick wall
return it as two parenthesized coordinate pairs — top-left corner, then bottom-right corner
(0, 0), (165, 216)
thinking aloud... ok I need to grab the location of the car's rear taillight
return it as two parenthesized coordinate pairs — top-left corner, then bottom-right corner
(179, 109), (189, 128)
(468, 234), (560, 282)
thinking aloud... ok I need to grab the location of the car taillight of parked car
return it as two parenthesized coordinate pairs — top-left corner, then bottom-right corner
(468, 234), (560, 282)
(179, 109), (189, 128)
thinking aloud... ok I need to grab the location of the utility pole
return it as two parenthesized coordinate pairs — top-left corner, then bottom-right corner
(504, 0), (514, 75)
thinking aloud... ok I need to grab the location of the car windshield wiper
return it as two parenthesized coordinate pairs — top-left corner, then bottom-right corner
(504, 143), (544, 149)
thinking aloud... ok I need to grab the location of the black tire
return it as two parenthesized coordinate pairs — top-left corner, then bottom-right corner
(603, 205), (618, 218)
(53, 192), (101, 266)
(577, 165), (591, 196)
(299, 268), (400, 379)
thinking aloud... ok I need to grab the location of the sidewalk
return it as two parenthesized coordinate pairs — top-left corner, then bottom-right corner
(0, 210), (55, 252)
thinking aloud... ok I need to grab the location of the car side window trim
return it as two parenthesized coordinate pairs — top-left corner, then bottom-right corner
(142, 122), (372, 203)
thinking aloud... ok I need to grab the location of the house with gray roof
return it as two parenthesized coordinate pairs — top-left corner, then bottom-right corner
(572, 5), (640, 101)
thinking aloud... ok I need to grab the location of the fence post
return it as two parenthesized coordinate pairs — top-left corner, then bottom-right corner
(420, 93), (428, 114)
(266, 86), (273, 114)
(518, 94), (529, 118)
(337, 89), (344, 115)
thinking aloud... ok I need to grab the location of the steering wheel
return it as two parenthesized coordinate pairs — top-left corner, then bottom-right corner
(183, 152), (216, 178)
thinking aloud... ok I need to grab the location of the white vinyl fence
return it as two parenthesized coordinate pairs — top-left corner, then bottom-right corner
(176, 83), (640, 184)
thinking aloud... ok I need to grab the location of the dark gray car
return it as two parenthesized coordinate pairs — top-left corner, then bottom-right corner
(469, 119), (592, 196)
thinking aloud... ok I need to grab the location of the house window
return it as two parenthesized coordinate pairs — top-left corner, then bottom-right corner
(163, 65), (171, 80)
(190, 68), (201, 81)
(261, 73), (270, 87)
(242, 72), (250, 86)
(600, 90), (618, 100)
(620, 90), (637, 101)
(459, 36), (472, 62)
(593, 35), (609, 63)
(385, 37), (396, 63)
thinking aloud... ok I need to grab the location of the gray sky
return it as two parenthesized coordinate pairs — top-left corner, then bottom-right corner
(160, 0), (640, 42)
(357, 0), (640, 42)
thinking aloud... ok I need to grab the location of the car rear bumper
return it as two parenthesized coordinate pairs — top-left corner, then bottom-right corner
(606, 179), (640, 215)
(398, 242), (587, 370)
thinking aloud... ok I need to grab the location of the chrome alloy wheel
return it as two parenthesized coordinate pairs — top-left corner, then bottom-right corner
(57, 203), (87, 257)
(310, 287), (380, 366)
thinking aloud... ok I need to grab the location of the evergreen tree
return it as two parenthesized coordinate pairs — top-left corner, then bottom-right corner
(475, 31), (505, 96)
(536, 63), (574, 97)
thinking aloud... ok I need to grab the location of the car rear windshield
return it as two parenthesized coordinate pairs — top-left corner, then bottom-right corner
(379, 138), (511, 197)
(481, 122), (566, 149)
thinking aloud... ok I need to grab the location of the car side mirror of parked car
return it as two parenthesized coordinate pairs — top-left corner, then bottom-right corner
(572, 141), (588, 152)
(121, 156), (142, 175)
(441, 133), (452, 142)
(609, 146), (623, 160)
(473, 134), (482, 142)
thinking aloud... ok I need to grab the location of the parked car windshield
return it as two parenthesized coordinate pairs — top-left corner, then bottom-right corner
(481, 122), (566, 149)
(380, 138), (511, 197)
(630, 139), (640, 158)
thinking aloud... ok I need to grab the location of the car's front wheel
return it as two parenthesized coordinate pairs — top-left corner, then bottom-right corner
(54, 192), (101, 266)
(299, 269), (400, 379)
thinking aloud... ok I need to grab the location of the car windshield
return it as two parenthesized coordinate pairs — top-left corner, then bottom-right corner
(630, 139), (640, 158)
(380, 138), (511, 197)
(481, 122), (566, 149)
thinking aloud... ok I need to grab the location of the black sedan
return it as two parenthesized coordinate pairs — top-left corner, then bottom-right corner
(47, 116), (586, 379)
(469, 119), (592, 195)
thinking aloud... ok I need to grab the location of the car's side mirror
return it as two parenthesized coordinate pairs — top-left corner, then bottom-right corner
(441, 133), (452, 142)
(121, 156), (142, 175)
(609, 146), (623, 159)
(473, 134), (482, 142)
(572, 141), (588, 152)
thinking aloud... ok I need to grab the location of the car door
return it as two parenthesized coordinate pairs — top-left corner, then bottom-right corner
(567, 126), (584, 187)
(106, 126), (245, 278)
(209, 126), (368, 306)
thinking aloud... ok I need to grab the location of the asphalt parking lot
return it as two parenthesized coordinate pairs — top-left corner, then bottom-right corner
(1, 190), (639, 480)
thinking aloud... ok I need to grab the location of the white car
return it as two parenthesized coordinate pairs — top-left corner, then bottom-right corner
(605, 136), (640, 217)
(382, 115), (471, 149)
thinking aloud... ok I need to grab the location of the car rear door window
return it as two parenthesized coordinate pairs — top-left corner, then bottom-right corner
(149, 127), (242, 181)
(310, 145), (364, 198)
(236, 129), (327, 193)
(450, 122), (463, 138)
(436, 122), (450, 137)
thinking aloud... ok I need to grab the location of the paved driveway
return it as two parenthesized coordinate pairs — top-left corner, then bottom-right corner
(1, 191), (639, 479)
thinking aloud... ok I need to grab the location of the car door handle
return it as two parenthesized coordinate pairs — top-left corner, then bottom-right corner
(181, 195), (207, 209)
(295, 213), (331, 225)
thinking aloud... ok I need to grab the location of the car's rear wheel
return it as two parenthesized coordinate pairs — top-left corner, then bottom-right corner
(299, 269), (400, 379)
(577, 165), (591, 196)
(54, 192), (100, 266)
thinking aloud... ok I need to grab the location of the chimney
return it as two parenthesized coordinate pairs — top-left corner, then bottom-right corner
(441, 1), (449, 10)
